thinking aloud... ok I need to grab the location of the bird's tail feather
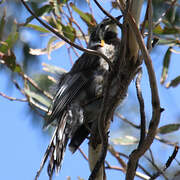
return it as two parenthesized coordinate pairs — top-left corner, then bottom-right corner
(47, 113), (69, 178)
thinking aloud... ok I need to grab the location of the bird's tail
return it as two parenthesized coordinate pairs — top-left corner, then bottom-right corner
(47, 114), (69, 178)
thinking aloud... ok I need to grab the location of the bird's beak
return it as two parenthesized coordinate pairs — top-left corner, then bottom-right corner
(88, 40), (104, 48)
(100, 40), (105, 47)
(93, 40), (105, 47)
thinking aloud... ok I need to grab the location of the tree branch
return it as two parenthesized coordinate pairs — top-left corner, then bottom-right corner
(135, 68), (146, 148)
(122, 1), (161, 179)
(0, 91), (27, 102)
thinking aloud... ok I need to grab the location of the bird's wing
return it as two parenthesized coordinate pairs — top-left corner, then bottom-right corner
(44, 73), (89, 128)
(70, 52), (99, 73)
(44, 52), (99, 128)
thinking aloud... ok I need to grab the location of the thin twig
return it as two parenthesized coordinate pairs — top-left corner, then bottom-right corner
(155, 135), (179, 148)
(147, 0), (153, 51)
(78, 147), (88, 161)
(148, 148), (155, 165)
(0, 91), (27, 102)
(67, 45), (74, 65)
(20, 72), (53, 100)
(118, 152), (153, 178)
(107, 147), (151, 180)
(71, 46), (80, 58)
(145, 155), (168, 180)
(154, 0), (178, 27)
(29, 97), (48, 113)
(66, 2), (88, 45)
(94, 0), (123, 29)
(140, 0), (149, 36)
(87, 0), (94, 17)
(108, 145), (126, 170)
(115, 112), (140, 129)
(65, 4), (88, 45)
(150, 145), (179, 179)
(106, 165), (150, 180)
(20, 0), (113, 70)
(164, 146), (179, 170)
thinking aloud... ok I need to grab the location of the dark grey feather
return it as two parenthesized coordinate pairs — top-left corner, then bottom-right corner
(42, 17), (121, 178)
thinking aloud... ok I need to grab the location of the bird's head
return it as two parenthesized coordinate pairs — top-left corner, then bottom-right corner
(88, 16), (121, 49)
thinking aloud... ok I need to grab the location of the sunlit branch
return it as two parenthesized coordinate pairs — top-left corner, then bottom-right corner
(0, 91), (27, 102)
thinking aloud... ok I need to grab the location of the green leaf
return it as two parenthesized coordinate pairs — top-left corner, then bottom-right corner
(41, 15), (57, 28)
(153, 24), (180, 35)
(0, 9), (6, 40)
(24, 88), (50, 107)
(0, 32), (18, 53)
(160, 47), (172, 84)
(47, 36), (58, 59)
(158, 38), (180, 46)
(153, 24), (163, 34)
(7, 32), (18, 48)
(111, 135), (138, 145)
(3, 52), (16, 70)
(2, 51), (22, 73)
(42, 62), (67, 74)
(158, 124), (180, 134)
(61, 23), (76, 42)
(70, 3), (96, 27)
(25, 24), (49, 33)
(25, 4), (52, 25)
(0, 22), (18, 53)
(14, 65), (22, 73)
(166, 76), (180, 88)
(162, 27), (180, 35)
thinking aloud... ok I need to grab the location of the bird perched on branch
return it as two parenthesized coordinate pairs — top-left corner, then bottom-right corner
(43, 16), (121, 178)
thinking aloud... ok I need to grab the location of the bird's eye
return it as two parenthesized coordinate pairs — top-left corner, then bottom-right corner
(104, 31), (117, 42)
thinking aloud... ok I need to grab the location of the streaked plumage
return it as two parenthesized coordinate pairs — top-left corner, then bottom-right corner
(44, 17), (121, 178)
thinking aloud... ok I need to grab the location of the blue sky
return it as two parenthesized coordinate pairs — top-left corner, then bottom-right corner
(0, 1), (180, 180)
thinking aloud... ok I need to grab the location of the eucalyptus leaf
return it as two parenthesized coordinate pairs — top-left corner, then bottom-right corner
(111, 135), (138, 146)
(42, 63), (67, 75)
(0, 9), (6, 39)
(24, 88), (51, 107)
(61, 23), (76, 42)
(158, 124), (180, 134)
(47, 36), (58, 59)
(25, 4), (52, 25)
(70, 3), (96, 27)
(166, 76), (180, 88)
(160, 47), (172, 84)
(25, 24), (49, 33)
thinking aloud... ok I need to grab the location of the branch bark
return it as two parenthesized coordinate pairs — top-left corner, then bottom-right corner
(118, 0), (144, 63)
(123, 1), (161, 179)
(88, 1), (145, 179)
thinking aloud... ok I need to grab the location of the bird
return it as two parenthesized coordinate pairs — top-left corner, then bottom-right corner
(43, 16), (121, 178)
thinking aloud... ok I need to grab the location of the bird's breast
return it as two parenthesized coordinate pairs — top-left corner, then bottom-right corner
(98, 43), (116, 70)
